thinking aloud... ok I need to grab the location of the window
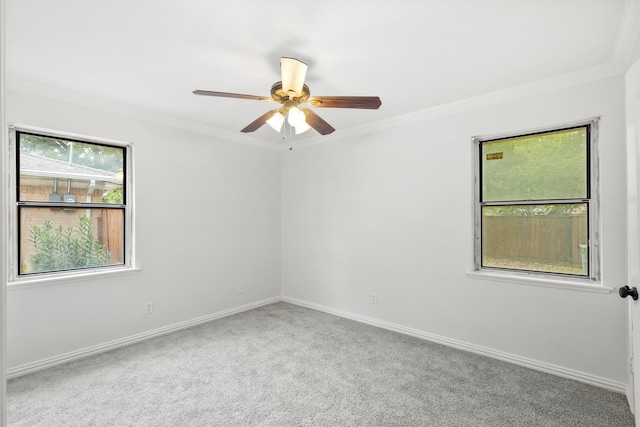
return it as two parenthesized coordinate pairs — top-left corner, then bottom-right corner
(473, 118), (599, 280)
(9, 125), (134, 279)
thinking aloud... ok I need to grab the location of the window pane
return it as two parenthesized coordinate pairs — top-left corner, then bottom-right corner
(18, 133), (124, 204)
(481, 204), (588, 276)
(481, 127), (587, 202)
(19, 207), (124, 275)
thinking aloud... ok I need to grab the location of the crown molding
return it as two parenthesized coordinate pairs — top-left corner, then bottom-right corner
(7, 33), (634, 155)
(288, 61), (623, 151)
(6, 59), (623, 154)
(613, 0), (640, 74)
(5, 77), (283, 151)
(289, 1), (640, 151)
(7, 0), (638, 154)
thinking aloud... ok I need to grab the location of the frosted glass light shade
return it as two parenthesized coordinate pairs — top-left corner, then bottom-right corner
(295, 121), (311, 134)
(287, 107), (305, 127)
(266, 111), (285, 131)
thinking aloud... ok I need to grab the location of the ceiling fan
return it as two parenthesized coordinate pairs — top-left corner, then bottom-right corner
(193, 57), (382, 136)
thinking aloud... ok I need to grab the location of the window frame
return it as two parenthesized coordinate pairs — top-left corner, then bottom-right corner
(7, 124), (136, 286)
(472, 118), (601, 283)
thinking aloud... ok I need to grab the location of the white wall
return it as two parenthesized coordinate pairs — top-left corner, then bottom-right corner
(5, 90), (282, 369)
(281, 76), (629, 387)
(4, 75), (631, 391)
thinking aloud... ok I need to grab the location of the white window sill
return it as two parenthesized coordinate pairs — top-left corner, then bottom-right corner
(466, 270), (614, 294)
(7, 266), (142, 291)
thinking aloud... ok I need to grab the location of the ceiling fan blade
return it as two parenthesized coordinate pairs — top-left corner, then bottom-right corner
(241, 109), (280, 133)
(193, 90), (273, 102)
(281, 57), (308, 97)
(307, 96), (382, 109)
(302, 109), (335, 135)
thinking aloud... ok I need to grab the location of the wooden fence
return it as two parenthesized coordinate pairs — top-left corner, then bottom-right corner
(482, 214), (587, 264)
(99, 209), (124, 264)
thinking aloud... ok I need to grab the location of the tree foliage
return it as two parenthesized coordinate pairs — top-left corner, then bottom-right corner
(102, 188), (124, 204)
(482, 127), (588, 216)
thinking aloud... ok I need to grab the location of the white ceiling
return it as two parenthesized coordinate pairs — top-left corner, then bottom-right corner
(5, 0), (639, 145)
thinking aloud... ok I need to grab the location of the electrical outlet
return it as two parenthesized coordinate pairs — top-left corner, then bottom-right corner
(371, 293), (377, 304)
(145, 302), (153, 314)
(238, 284), (244, 295)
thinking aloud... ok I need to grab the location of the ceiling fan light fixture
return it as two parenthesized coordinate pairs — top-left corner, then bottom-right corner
(266, 111), (285, 131)
(287, 106), (306, 127)
(295, 121), (311, 134)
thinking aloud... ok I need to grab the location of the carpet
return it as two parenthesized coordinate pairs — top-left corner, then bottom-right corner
(7, 302), (635, 426)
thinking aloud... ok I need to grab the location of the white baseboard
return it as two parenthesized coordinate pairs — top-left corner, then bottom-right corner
(8, 294), (629, 397)
(7, 296), (280, 379)
(281, 296), (628, 395)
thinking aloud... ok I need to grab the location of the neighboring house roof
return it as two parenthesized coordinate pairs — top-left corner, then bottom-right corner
(20, 152), (121, 185)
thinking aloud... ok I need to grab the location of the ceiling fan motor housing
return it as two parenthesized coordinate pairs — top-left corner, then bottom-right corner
(271, 81), (310, 105)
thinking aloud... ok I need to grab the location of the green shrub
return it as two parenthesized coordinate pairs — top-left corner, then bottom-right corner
(30, 215), (111, 273)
